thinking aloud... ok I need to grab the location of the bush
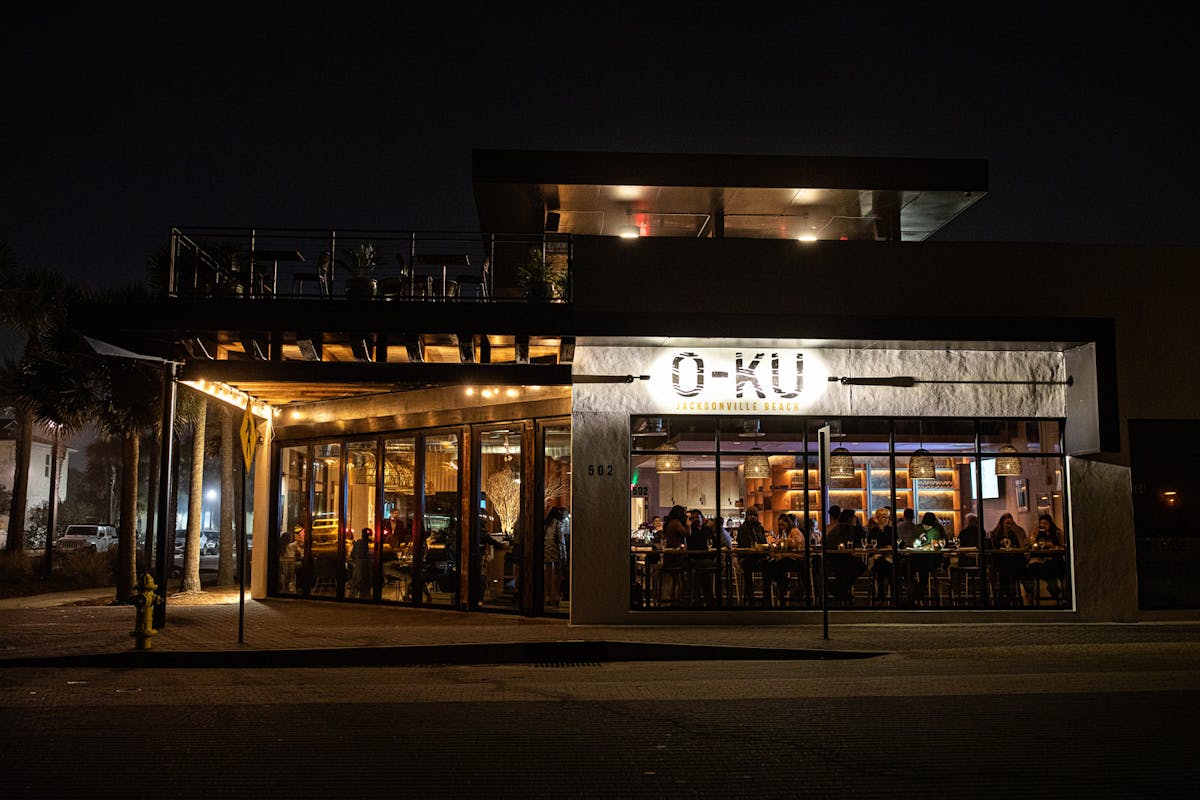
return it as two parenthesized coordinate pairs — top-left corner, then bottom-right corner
(57, 548), (116, 589)
(0, 550), (38, 597)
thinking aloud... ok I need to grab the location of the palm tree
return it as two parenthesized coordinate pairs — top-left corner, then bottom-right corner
(216, 405), (237, 585)
(177, 388), (208, 593)
(92, 355), (164, 600)
(0, 246), (72, 553)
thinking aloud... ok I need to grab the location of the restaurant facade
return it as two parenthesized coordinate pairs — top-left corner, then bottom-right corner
(80, 150), (1198, 624)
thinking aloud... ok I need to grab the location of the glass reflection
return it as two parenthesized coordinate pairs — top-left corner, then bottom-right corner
(543, 422), (572, 615)
(479, 428), (523, 611)
(276, 446), (308, 595)
(309, 443), (343, 597)
(381, 437), (416, 602)
(420, 433), (460, 607)
(345, 440), (377, 601)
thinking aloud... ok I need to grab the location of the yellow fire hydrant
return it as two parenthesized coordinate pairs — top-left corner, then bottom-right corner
(129, 573), (159, 650)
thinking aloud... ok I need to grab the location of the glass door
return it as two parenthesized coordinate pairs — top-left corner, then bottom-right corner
(309, 443), (343, 597)
(382, 436), (417, 602)
(540, 419), (572, 616)
(476, 425), (526, 612)
(419, 430), (461, 607)
(345, 440), (378, 601)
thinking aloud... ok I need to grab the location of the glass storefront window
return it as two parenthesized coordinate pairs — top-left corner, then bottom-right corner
(543, 422), (572, 615)
(421, 432), (460, 607)
(382, 436), (416, 602)
(895, 418), (976, 453)
(345, 440), (377, 601)
(276, 446), (308, 595)
(310, 443), (343, 597)
(980, 420), (1062, 454)
(630, 415), (1071, 612)
(478, 427), (523, 612)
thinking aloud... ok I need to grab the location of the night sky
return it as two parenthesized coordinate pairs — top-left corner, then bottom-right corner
(3, 3), (1194, 292)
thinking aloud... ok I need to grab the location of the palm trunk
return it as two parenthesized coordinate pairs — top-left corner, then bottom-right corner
(180, 400), (207, 592)
(144, 430), (159, 569)
(5, 407), (33, 552)
(217, 406), (235, 585)
(116, 433), (138, 601)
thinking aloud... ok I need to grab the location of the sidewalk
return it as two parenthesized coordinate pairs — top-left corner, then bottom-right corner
(2, 587), (1199, 667)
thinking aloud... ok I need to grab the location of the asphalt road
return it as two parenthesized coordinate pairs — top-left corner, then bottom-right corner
(2, 644), (1197, 798)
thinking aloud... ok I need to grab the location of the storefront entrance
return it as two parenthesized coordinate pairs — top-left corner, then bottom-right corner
(271, 415), (571, 618)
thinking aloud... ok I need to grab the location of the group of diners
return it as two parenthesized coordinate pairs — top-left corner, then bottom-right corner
(635, 502), (1066, 609)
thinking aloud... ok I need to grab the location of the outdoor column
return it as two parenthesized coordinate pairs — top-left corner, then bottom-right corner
(250, 414), (272, 599)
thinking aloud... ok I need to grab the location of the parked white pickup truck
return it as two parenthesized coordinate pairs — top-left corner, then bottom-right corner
(57, 524), (118, 552)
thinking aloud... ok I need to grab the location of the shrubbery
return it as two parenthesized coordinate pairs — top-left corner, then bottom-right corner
(0, 546), (117, 598)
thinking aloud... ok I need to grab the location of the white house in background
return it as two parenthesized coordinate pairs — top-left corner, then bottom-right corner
(0, 415), (72, 542)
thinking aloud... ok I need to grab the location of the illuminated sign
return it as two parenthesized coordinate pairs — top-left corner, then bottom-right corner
(648, 348), (828, 413)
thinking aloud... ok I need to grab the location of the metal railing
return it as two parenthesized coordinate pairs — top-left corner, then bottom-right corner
(166, 227), (573, 303)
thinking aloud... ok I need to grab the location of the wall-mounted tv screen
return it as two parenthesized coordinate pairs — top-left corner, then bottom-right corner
(971, 458), (1001, 500)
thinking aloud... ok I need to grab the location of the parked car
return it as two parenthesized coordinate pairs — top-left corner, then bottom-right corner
(57, 524), (118, 553)
(174, 528), (219, 557)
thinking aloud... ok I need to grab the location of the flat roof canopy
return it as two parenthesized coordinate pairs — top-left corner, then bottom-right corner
(473, 149), (988, 242)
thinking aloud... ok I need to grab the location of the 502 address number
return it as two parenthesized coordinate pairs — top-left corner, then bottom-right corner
(586, 464), (615, 476)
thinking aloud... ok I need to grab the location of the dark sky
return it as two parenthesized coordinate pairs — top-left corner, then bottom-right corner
(3, 3), (1193, 290)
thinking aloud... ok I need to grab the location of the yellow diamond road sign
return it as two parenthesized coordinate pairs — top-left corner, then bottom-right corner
(240, 405), (257, 471)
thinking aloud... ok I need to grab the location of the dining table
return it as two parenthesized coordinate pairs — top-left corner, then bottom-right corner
(411, 253), (471, 300)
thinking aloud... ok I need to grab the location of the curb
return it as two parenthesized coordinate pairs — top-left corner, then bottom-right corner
(0, 640), (888, 669)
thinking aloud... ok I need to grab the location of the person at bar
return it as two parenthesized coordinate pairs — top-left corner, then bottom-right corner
(686, 509), (716, 606)
(1024, 513), (1064, 603)
(988, 512), (1027, 606)
(824, 508), (866, 602)
(767, 512), (807, 606)
(864, 507), (894, 601)
(736, 507), (769, 606)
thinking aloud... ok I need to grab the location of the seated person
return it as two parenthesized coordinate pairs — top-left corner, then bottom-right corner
(1024, 514), (1065, 602)
(864, 507), (894, 600)
(766, 513), (807, 606)
(735, 508), (769, 605)
(823, 508), (866, 601)
(685, 509), (716, 606)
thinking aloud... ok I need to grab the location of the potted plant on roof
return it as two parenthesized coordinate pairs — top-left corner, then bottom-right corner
(516, 247), (567, 301)
(345, 243), (378, 300)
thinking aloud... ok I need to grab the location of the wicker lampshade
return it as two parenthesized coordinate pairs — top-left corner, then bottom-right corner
(828, 447), (856, 479)
(909, 449), (936, 480)
(655, 444), (682, 474)
(743, 448), (771, 479)
(994, 444), (1022, 476)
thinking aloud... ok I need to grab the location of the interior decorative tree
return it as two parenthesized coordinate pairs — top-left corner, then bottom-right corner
(484, 467), (520, 535)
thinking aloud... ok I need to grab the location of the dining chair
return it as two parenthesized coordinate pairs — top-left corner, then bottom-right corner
(455, 256), (491, 300)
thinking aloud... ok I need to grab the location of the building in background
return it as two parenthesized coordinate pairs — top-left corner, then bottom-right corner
(0, 414), (72, 545)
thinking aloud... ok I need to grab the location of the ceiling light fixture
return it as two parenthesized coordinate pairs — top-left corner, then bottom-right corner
(828, 447), (856, 479)
(909, 419), (936, 479)
(742, 419), (771, 479)
(994, 444), (1022, 476)
(655, 443), (682, 474)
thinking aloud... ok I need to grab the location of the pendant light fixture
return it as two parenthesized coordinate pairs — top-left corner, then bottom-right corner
(994, 444), (1021, 476)
(655, 443), (682, 474)
(828, 447), (856, 479)
(743, 419), (771, 479)
(909, 419), (936, 480)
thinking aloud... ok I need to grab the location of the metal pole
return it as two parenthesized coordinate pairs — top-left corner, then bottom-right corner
(818, 425), (830, 640)
(43, 425), (62, 578)
(238, 453), (247, 643)
(153, 362), (178, 630)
